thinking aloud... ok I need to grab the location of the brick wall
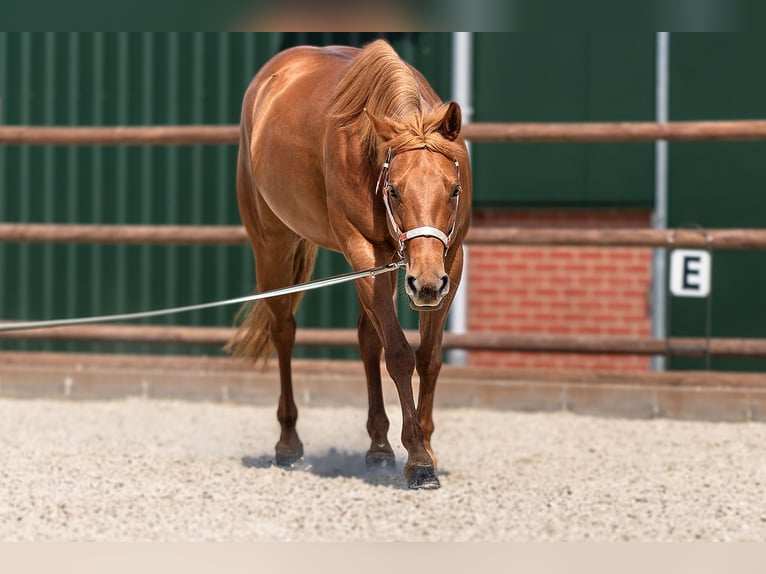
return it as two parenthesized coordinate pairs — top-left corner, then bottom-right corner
(467, 209), (654, 371)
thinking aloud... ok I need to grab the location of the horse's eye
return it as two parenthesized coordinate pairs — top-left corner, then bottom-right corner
(387, 185), (400, 200)
(451, 184), (461, 198)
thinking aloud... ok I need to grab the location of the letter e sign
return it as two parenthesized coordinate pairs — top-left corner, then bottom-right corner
(669, 249), (711, 297)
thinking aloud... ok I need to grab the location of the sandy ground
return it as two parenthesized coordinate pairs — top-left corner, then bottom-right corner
(2, 397), (766, 542)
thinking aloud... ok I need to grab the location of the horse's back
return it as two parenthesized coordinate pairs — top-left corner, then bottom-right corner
(240, 46), (357, 250)
(242, 45), (355, 145)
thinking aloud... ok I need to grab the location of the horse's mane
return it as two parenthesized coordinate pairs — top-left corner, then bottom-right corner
(329, 40), (462, 165)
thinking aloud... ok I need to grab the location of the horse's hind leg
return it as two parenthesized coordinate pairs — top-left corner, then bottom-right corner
(232, 133), (316, 466)
(269, 293), (303, 467)
(255, 238), (316, 467)
(358, 306), (395, 469)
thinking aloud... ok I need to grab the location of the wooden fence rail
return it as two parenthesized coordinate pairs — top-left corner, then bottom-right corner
(2, 120), (766, 145)
(1, 324), (765, 359)
(0, 125), (240, 145)
(2, 223), (766, 249)
(462, 120), (766, 143)
(0, 223), (249, 245)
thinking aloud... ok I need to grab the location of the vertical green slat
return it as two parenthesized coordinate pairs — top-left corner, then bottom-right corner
(114, 33), (129, 353)
(0, 32), (5, 124)
(41, 32), (56, 351)
(242, 33), (255, 85)
(190, 32), (204, 327)
(268, 32), (283, 55)
(215, 32), (230, 328)
(165, 33), (179, 333)
(140, 32), (154, 350)
(18, 33), (31, 349)
(66, 33), (80, 352)
(0, 33), (7, 320)
(90, 33), (104, 349)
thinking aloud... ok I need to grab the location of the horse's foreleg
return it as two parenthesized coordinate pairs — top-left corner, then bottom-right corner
(415, 247), (464, 471)
(381, 321), (439, 489)
(358, 307), (395, 468)
(415, 309), (449, 470)
(354, 273), (439, 489)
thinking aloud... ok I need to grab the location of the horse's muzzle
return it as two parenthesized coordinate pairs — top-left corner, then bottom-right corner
(405, 273), (449, 311)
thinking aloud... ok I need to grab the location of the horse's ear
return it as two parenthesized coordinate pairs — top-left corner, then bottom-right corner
(439, 101), (462, 141)
(364, 108), (398, 142)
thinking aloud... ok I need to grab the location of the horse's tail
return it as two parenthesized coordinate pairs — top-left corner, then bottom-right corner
(225, 239), (319, 363)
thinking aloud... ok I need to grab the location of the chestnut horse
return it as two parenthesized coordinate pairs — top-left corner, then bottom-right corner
(227, 40), (472, 490)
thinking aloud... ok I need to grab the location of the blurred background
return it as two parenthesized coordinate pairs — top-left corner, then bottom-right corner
(0, 32), (765, 373)
(4, 0), (766, 31)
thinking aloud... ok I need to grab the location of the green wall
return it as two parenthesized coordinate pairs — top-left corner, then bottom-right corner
(666, 34), (766, 371)
(471, 33), (656, 207)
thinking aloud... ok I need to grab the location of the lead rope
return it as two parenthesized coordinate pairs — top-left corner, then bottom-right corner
(2, 150), (460, 333)
(0, 260), (405, 333)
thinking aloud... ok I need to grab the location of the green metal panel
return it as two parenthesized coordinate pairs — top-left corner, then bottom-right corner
(471, 33), (656, 207)
(0, 32), (453, 359)
(667, 33), (766, 372)
(0, 33), (261, 356)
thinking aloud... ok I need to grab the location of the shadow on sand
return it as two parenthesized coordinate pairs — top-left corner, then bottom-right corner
(241, 449), (449, 490)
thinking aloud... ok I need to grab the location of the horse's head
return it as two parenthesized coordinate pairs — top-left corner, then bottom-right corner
(367, 101), (468, 310)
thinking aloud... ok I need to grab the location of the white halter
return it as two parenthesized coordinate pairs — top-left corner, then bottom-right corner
(375, 148), (460, 259)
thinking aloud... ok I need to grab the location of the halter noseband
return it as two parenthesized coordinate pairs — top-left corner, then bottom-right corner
(375, 148), (461, 259)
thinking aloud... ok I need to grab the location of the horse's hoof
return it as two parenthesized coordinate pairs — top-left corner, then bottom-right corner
(366, 451), (396, 469)
(275, 447), (304, 467)
(406, 465), (441, 490)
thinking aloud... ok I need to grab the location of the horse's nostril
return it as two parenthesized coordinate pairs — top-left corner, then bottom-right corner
(407, 275), (417, 294)
(439, 275), (449, 295)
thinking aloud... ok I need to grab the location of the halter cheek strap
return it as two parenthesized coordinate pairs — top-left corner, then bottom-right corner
(376, 148), (460, 258)
(381, 190), (451, 254)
